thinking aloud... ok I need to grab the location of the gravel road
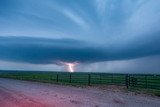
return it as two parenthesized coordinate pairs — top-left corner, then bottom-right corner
(0, 78), (159, 107)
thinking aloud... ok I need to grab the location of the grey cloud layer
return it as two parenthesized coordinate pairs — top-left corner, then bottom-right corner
(0, 36), (160, 64)
(0, 36), (106, 64)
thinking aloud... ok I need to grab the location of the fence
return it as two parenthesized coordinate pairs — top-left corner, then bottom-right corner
(0, 71), (160, 90)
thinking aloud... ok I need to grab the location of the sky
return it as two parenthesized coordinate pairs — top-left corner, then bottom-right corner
(0, 0), (160, 73)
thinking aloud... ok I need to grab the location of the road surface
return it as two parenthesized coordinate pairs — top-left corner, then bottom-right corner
(0, 78), (159, 107)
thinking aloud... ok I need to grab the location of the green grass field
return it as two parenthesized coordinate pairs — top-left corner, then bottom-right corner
(0, 70), (160, 96)
(0, 70), (159, 89)
(0, 71), (130, 86)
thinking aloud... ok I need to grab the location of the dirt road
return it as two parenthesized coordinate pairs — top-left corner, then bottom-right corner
(0, 78), (159, 107)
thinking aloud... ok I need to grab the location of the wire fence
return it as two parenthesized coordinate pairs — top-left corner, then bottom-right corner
(0, 71), (160, 90)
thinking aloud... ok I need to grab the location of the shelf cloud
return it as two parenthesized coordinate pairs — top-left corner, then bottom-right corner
(0, 35), (160, 65)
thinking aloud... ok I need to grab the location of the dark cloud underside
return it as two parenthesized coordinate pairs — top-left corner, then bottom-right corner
(0, 36), (160, 64)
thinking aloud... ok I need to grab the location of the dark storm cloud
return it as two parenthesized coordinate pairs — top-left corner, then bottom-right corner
(0, 36), (160, 65)
(0, 36), (106, 64)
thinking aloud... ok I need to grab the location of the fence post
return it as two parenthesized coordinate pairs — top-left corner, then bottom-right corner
(56, 74), (59, 82)
(88, 74), (91, 85)
(125, 74), (129, 89)
(145, 75), (147, 88)
(128, 75), (130, 86)
(100, 74), (102, 84)
(111, 74), (114, 84)
(69, 73), (71, 83)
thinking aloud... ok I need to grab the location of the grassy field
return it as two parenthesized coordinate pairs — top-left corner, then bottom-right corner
(0, 70), (160, 96)
(0, 71), (128, 85)
(0, 70), (159, 88)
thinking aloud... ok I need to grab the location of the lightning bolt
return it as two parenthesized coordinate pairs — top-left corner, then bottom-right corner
(68, 63), (74, 72)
